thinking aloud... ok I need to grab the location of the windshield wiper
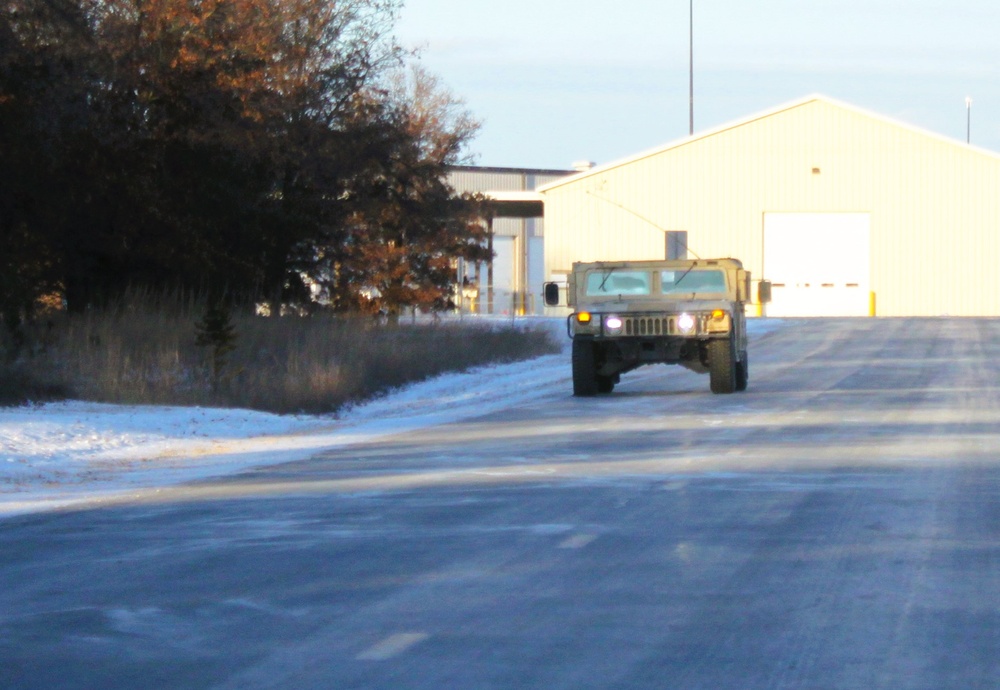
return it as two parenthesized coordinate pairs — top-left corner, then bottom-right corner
(672, 261), (698, 290)
(598, 267), (616, 292)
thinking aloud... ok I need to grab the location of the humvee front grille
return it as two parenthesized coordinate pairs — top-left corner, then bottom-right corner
(624, 316), (672, 336)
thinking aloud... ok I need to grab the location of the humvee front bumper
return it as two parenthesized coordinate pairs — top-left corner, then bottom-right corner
(567, 310), (732, 339)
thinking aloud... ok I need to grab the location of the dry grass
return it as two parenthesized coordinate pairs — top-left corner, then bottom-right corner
(0, 291), (559, 413)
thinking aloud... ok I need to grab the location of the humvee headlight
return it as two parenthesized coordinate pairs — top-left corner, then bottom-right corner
(576, 311), (592, 324)
(711, 309), (726, 320)
(677, 312), (696, 334)
(605, 315), (623, 333)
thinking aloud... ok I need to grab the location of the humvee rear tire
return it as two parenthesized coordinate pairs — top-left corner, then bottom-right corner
(709, 338), (737, 394)
(735, 351), (748, 392)
(572, 339), (600, 396)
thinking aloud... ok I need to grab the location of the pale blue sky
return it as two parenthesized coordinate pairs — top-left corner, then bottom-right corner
(395, 0), (1000, 169)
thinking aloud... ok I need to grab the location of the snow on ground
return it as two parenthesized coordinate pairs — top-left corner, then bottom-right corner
(0, 318), (784, 517)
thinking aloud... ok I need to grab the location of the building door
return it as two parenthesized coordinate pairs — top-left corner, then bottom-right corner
(763, 213), (871, 317)
(487, 236), (515, 314)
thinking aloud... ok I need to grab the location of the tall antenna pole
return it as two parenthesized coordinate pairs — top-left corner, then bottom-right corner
(966, 97), (972, 144)
(689, 0), (694, 135)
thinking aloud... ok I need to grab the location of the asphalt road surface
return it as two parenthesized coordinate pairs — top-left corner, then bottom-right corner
(4, 318), (1000, 689)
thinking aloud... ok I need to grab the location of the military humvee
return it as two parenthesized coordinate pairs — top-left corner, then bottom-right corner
(544, 258), (750, 396)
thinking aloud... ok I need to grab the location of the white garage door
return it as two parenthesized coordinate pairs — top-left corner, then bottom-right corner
(763, 213), (871, 317)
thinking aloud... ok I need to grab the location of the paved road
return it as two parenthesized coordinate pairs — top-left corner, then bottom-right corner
(3, 318), (1000, 689)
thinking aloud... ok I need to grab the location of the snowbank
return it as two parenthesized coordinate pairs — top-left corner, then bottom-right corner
(0, 318), (783, 516)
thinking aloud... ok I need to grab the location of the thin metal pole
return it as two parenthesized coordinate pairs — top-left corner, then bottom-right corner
(966, 97), (972, 144)
(487, 216), (494, 315)
(689, 0), (694, 135)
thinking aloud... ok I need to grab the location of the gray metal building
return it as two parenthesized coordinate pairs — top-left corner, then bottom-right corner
(447, 165), (572, 315)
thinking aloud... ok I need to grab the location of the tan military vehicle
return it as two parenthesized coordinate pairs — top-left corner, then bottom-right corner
(544, 258), (750, 396)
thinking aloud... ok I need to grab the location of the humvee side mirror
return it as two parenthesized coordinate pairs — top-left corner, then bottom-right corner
(758, 280), (772, 304)
(543, 282), (561, 306)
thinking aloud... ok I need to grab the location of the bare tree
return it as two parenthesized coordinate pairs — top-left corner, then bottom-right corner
(324, 62), (491, 321)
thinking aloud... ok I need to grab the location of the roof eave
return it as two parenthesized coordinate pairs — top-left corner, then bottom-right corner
(536, 93), (1000, 193)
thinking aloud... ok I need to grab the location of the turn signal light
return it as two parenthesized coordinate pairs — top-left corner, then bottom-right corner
(576, 312), (592, 324)
(711, 309), (726, 320)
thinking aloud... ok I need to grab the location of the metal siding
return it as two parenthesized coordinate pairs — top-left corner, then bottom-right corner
(448, 170), (527, 194)
(447, 169), (571, 195)
(448, 168), (560, 238)
(491, 218), (523, 239)
(543, 99), (1000, 316)
(532, 173), (573, 188)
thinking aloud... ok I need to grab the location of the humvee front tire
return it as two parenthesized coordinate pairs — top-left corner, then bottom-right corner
(709, 338), (737, 394)
(572, 339), (600, 396)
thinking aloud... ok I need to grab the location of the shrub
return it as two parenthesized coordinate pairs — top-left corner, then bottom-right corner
(1, 290), (559, 413)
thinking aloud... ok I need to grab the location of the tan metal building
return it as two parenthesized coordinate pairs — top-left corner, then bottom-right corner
(538, 95), (1000, 317)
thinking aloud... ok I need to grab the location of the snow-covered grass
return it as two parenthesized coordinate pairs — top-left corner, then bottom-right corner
(0, 318), (784, 518)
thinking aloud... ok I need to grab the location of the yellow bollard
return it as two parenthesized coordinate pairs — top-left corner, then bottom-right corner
(869, 291), (876, 317)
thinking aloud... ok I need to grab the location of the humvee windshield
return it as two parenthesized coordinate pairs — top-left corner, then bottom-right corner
(585, 271), (651, 296)
(661, 269), (726, 295)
